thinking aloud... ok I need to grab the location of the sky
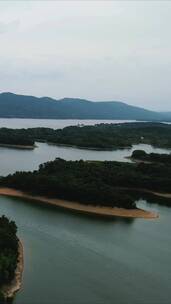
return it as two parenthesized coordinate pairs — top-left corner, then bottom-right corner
(0, 1), (171, 111)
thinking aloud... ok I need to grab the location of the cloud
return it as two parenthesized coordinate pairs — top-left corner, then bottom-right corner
(0, 1), (171, 111)
(0, 19), (20, 34)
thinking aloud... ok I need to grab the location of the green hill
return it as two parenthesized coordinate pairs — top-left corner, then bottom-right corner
(0, 92), (170, 121)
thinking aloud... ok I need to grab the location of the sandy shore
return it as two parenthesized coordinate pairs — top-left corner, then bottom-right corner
(2, 240), (24, 300)
(0, 187), (158, 219)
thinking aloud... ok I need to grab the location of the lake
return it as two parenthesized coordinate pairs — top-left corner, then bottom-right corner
(0, 142), (170, 176)
(0, 118), (137, 129)
(0, 119), (170, 304)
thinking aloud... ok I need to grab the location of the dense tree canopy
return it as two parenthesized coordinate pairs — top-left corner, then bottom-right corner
(1, 157), (171, 209)
(0, 216), (18, 301)
(0, 128), (34, 147)
(0, 122), (171, 149)
(132, 150), (171, 164)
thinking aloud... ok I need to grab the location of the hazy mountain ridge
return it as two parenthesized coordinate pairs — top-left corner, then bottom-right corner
(0, 92), (170, 121)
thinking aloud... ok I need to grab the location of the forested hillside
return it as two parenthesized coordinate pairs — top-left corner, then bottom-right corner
(0, 92), (169, 120)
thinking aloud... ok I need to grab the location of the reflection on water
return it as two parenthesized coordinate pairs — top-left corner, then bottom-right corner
(111, 216), (135, 225)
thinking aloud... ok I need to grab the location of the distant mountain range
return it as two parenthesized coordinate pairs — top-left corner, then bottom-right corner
(0, 92), (170, 121)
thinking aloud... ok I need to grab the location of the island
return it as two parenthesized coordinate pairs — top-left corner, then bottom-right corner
(130, 150), (171, 164)
(0, 122), (171, 150)
(0, 216), (23, 302)
(2, 157), (171, 219)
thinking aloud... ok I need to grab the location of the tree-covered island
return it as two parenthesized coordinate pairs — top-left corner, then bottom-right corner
(0, 122), (171, 150)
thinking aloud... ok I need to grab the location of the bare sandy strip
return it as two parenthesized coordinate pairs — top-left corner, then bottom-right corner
(2, 240), (24, 300)
(0, 187), (158, 219)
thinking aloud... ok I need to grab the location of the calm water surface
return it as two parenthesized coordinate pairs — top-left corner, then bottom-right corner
(0, 118), (136, 129)
(0, 196), (170, 304)
(0, 142), (170, 176)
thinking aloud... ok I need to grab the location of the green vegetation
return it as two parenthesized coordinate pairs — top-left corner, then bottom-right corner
(132, 150), (171, 164)
(48, 122), (171, 149)
(1, 157), (171, 209)
(0, 92), (169, 120)
(1, 122), (171, 149)
(0, 159), (136, 209)
(0, 128), (34, 147)
(0, 216), (18, 302)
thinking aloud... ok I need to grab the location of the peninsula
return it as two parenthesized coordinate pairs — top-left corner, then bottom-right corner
(1, 157), (171, 218)
(130, 150), (171, 164)
(0, 216), (24, 302)
(0, 188), (157, 219)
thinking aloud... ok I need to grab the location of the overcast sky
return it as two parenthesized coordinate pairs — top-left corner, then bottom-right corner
(0, 1), (171, 111)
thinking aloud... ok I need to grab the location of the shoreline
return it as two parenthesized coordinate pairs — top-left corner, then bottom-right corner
(45, 141), (132, 151)
(0, 143), (35, 150)
(115, 186), (171, 200)
(2, 239), (24, 300)
(125, 156), (152, 164)
(0, 187), (158, 219)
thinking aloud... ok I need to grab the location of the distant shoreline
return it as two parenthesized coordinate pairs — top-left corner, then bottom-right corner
(46, 141), (132, 151)
(2, 239), (24, 300)
(0, 143), (35, 149)
(0, 187), (158, 219)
